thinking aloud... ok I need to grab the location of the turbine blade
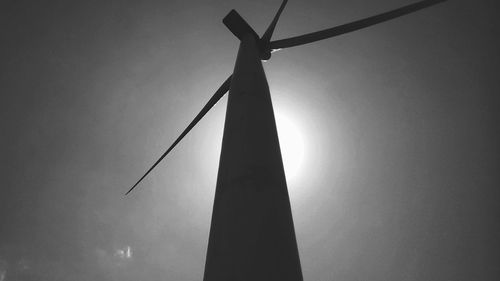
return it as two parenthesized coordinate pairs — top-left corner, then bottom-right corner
(270, 0), (447, 50)
(125, 75), (232, 195)
(261, 0), (288, 43)
(224, 10), (260, 42)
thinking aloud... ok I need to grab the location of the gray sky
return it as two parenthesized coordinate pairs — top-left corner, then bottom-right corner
(1, 0), (499, 280)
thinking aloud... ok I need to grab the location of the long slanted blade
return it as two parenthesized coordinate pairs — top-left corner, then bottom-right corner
(125, 75), (232, 195)
(261, 0), (288, 43)
(270, 0), (446, 50)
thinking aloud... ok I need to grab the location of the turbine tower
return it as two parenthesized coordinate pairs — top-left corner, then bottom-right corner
(125, 1), (447, 280)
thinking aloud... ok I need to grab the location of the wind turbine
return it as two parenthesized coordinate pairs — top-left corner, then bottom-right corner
(125, 0), (447, 280)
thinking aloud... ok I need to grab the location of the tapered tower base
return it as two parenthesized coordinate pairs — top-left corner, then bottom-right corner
(203, 34), (303, 281)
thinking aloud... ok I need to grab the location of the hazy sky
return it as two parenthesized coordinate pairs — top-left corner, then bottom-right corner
(1, 0), (499, 280)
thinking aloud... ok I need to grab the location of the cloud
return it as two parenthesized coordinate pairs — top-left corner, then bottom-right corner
(115, 246), (132, 260)
(96, 245), (133, 270)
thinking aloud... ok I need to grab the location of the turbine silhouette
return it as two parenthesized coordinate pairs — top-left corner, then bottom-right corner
(125, 1), (447, 280)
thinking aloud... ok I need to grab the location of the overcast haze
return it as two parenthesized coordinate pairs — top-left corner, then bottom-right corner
(1, 0), (499, 280)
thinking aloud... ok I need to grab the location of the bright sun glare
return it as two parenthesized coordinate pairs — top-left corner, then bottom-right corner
(275, 112), (305, 183)
(199, 102), (307, 193)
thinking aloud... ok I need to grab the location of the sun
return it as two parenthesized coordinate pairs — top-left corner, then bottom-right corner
(275, 112), (305, 183)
